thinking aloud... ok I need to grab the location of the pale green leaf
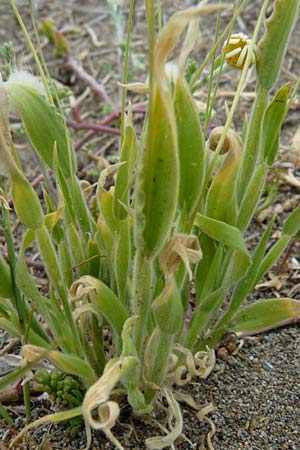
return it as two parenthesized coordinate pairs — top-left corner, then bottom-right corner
(195, 213), (249, 255)
(229, 298), (300, 335)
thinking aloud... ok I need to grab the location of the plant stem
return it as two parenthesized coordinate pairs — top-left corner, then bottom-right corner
(132, 251), (154, 356)
(0, 177), (33, 420)
(145, 0), (155, 92)
(0, 177), (25, 334)
(23, 381), (31, 422)
(238, 84), (268, 201)
(144, 329), (173, 403)
(35, 225), (82, 356)
(121, 0), (135, 141)
(9, 0), (53, 103)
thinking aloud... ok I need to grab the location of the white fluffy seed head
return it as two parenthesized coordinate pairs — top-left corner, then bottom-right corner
(4, 70), (47, 114)
(7, 70), (46, 95)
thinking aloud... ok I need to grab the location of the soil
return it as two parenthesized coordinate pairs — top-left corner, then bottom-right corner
(0, 1), (300, 449)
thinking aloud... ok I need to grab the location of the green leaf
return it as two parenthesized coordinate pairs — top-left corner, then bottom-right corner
(11, 172), (44, 229)
(174, 76), (205, 219)
(114, 123), (137, 221)
(47, 349), (96, 384)
(5, 83), (75, 179)
(0, 402), (13, 425)
(151, 278), (183, 335)
(195, 213), (249, 255)
(114, 218), (131, 305)
(229, 299), (300, 335)
(97, 189), (116, 233)
(254, 234), (290, 286)
(221, 248), (251, 289)
(58, 240), (73, 287)
(226, 217), (276, 317)
(0, 251), (14, 299)
(65, 223), (86, 277)
(194, 234), (216, 301)
(237, 163), (267, 231)
(261, 83), (290, 164)
(256, 0), (300, 91)
(184, 288), (227, 350)
(85, 276), (128, 336)
(283, 206), (300, 236)
(206, 131), (242, 225)
(134, 84), (179, 258)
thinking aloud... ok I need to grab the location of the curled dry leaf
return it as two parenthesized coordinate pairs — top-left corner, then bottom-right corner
(159, 234), (202, 281)
(82, 357), (137, 450)
(69, 278), (97, 302)
(208, 126), (243, 155)
(174, 345), (216, 385)
(145, 387), (182, 450)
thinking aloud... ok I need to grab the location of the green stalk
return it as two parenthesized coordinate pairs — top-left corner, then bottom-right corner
(90, 317), (106, 375)
(0, 178), (25, 333)
(23, 381), (31, 422)
(145, 0), (155, 92)
(35, 225), (82, 356)
(27, 3), (90, 238)
(183, 289), (226, 351)
(144, 329), (173, 403)
(204, 5), (221, 136)
(237, 84), (268, 201)
(9, 0), (53, 103)
(0, 178), (33, 420)
(132, 251), (154, 355)
(203, 0), (270, 199)
(157, 0), (162, 31)
(121, 0), (135, 141)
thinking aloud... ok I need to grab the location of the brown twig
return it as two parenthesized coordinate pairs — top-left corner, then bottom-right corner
(73, 105), (147, 151)
(1, 250), (44, 271)
(74, 129), (97, 151)
(67, 119), (121, 136)
(65, 53), (114, 107)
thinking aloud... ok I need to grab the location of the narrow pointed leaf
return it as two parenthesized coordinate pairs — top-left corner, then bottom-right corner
(261, 83), (290, 164)
(206, 130), (242, 225)
(114, 218), (131, 304)
(114, 122), (137, 221)
(254, 234), (290, 285)
(11, 172), (44, 229)
(283, 206), (300, 236)
(237, 163), (267, 231)
(134, 84), (179, 258)
(0, 252), (14, 299)
(195, 213), (249, 255)
(5, 83), (75, 178)
(229, 299), (300, 335)
(225, 217), (276, 318)
(152, 278), (183, 335)
(76, 276), (128, 336)
(174, 75), (205, 219)
(256, 0), (300, 91)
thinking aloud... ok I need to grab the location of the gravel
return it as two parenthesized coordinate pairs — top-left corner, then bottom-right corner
(1, 325), (300, 449)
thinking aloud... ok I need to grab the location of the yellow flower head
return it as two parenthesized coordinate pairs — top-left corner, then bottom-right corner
(222, 33), (257, 69)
